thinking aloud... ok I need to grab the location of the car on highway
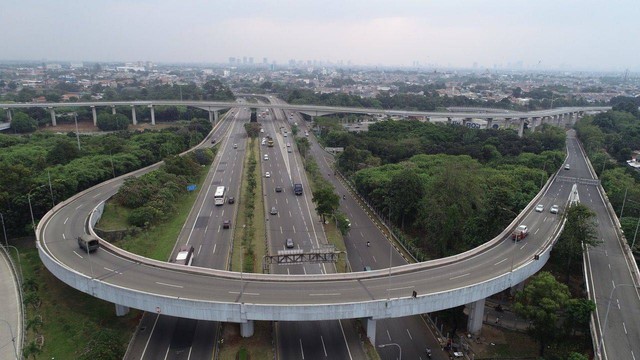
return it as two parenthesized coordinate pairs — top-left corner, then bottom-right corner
(535, 204), (544, 212)
(265, 171), (271, 178)
(305, 131), (309, 137)
(275, 186), (283, 193)
(285, 238), (294, 248)
(223, 220), (231, 229)
(511, 225), (529, 241)
(260, 128), (264, 133)
(286, 143), (291, 147)
(550, 205), (559, 214)
(564, 164), (570, 170)
(77, 236), (99, 253)
(174, 246), (195, 266)
(228, 196), (235, 204)
(233, 143), (238, 149)
(270, 207), (278, 215)
(263, 154), (269, 160)
(363, 266), (372, 272)
(287, 148), (292, 153)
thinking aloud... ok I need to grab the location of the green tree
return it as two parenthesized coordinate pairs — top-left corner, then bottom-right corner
(11, 112), (38, 133)
(295, 137), (310, 158)
(46, 138), (81, 165)
(244, 123), (261, 138)
(564, 298), (596, 336)
(96, 113), (129, 131)
(514, 271), (571, 357)
(387, 166), (424, 229)
(78, 329), (125, 360)
(312, 185), (340, 222)
(555, 203), (601, 276)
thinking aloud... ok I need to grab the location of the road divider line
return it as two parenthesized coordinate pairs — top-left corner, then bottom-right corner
(494, 258), (508, 266)
(156, 282), (183, 288)
(450, 273), (470, 280)
(309, 293), (341, 296)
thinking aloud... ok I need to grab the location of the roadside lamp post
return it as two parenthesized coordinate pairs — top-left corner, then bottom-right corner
(378, 343), (402, 360)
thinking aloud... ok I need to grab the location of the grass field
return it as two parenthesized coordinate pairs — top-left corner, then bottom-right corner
(97, 164), (210, 261)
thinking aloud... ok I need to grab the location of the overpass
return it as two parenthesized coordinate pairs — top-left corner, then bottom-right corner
(3, 101), (610, 137)
(36, 116), (585, 344)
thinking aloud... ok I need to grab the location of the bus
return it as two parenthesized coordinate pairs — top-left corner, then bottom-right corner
(214, 186), (226, 206)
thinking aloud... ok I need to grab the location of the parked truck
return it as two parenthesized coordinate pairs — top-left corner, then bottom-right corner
(511, 225), (529, 241)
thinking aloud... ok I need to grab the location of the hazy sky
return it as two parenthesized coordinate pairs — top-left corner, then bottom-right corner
(2, 0), (638, 71)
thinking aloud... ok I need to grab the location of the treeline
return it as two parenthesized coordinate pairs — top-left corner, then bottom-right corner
(0, 119), (212, 237)
(329, 120), (566, 256)
(113, 149), (213, 227)
(285, 86), (598, 112)
(575, 99), (640, 247)
(1, 79), (235, 103)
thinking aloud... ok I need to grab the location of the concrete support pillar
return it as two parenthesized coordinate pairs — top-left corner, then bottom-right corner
(208, 110), (214, 123)
(5, 109), (11, 122)
(149, 105), (156, 125)
(131, 105), (137, 125)
(310, 116), (315, 123)
(530, 117), (539, 133)
(558, 114), (565, 127)
(447, 117), (452, 124)
(115, 304), (130, 316)
(91, 106), (97, 126)
(510, 281), (525, 296)
(424, 116), (430, 122)
(466, 298), (485, 335)
(486, 118), (493, 129)
(365, 317), (377, 345)
(49, 108), (57, 126)
(463, 118), (471, 127)
(240, 320), (254, 337)
(214, 110), (219, 123)
(517, 118), (525, 138)
(111, 105), (116, 115)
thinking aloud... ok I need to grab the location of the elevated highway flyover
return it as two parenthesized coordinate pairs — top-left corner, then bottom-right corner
(37, 122), (590, 345)
(3, 101), (610, 137)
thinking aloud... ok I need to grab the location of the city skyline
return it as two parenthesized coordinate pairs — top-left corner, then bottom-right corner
(1, 0), (638, 72)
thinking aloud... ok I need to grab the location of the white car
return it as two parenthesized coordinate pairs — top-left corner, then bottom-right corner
(535, 204), (544, 212)
(265, 172), (271, 178)
(550, 205), (559, 214)
(564, 164), (570, 170)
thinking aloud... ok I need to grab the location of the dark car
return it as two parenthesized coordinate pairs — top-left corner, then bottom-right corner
(275, 186), (283, 193)
(223, 220), (231, 229)
(228, 196), (235, 204)
(285, 238), (294, 248)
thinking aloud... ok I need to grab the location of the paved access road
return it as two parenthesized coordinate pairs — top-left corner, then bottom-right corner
(125, 106), (250, 360)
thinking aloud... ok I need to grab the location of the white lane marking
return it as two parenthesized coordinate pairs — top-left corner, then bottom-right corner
(520, 243), (528, 250)
(75, 205), (82, 210)
(64, 217), (69, 225)
(309, 293), (341, 296)
(62, 233), (66, 240)
(156, 282), (183, 288)
(287, 268), (290, 275)
(386, 329), (392, 341)
(299, 339), (305, 360)
(450, 273), (470, 280)
(338, 320), (354, 360)
(623, 322), (628, 334)
(406, 328), (413, 340)
(388, 286), (413, 292)
(320, 335), (328, 357)
(494, 258), (508, 266)
(140, 314), (161, 359)
(280, 226), (283, 234)
(228, 291), (260, 296)
(73, 251), (83, 258)
(92, 192), (102, 198)
(213, 244), (217, 254)
(163, 343), (171, 360)
(534, 228), (540, 235)
(197, 245), (202, 255)
(303, 266), (307, 275)
(372, 255), (377, 263)
(293, 225), (296, 233)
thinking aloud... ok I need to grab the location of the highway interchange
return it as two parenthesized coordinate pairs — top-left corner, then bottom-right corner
(36, 99), (639, 359)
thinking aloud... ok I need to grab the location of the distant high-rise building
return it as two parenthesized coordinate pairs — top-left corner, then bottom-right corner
(243, 57), (247, 64)
(263, 57), (268, 64)
(229, 57), (236, 64)
(249, 57), (254, 64)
